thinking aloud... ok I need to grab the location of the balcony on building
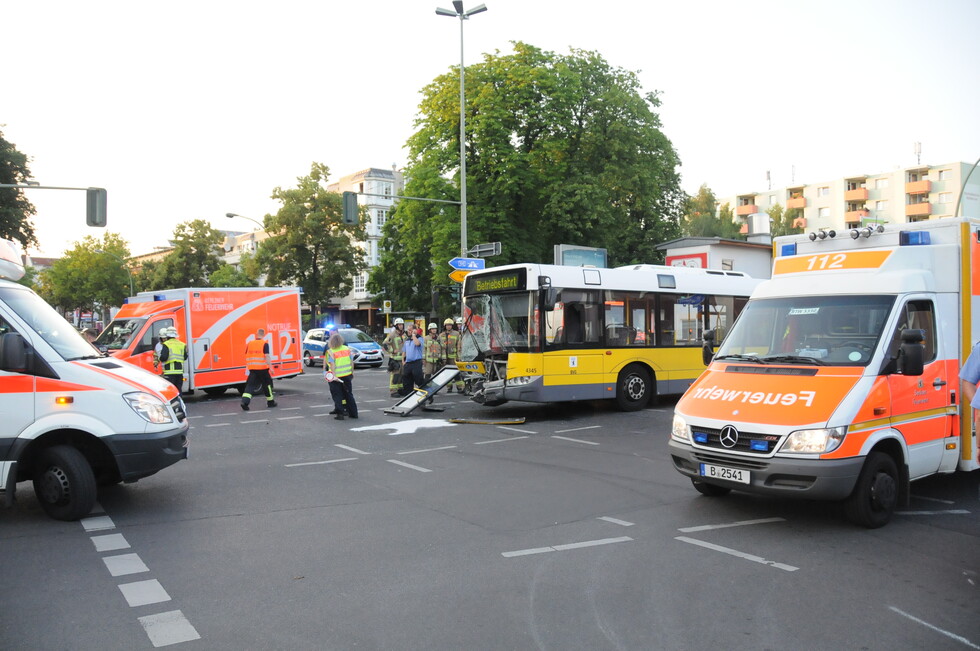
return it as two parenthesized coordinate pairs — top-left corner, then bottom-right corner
(786, 187), (806, 209)
(792, 217), (806, 228)
(845, 187), (869, 201)
(905, 202), (932, 218)
(845, 209), (870, 226)
(905, 179), (931, 194)
(736, 195), (758, 217)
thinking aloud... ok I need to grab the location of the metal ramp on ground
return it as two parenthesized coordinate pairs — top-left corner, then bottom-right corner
(383, 366), (461, 416)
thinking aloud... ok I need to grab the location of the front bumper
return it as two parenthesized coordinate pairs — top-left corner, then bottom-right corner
(668, 439), (864, 501)
(103, 424), (189, 482)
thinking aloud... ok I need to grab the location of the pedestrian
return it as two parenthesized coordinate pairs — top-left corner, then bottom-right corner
(424, 322), (443, 379)
(382, 317), (407, 397)
(959, 339), (980, 455)
(438, 317), (464, 393)
(241, 328), (277, 410)
(325, 331), (358, 420)
(158, 327), (186, 393)
(399, 321), (425, 396)
(81, 328), (98, 344)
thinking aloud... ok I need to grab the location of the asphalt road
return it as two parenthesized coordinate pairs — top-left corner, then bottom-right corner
(2, 368), (978, 650)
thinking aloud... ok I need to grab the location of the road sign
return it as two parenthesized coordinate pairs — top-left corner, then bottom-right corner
(469, 242), (501, 257)
(448, 257), (485, 271)
(382, 300), (392, 314)
(449, 269), (470, 283)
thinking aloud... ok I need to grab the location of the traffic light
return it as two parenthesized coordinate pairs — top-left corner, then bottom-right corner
(86, 188), (107, 227)
(342, 191), (358, 225)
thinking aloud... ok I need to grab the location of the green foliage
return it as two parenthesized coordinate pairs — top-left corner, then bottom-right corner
(36, 232), (132, 319)
(370, 42), (683, 311)
(682, 185), (743, 239)
(768, 203), (804, 238)
(210, 260), (257, 287)
(153, 220), (225, 288)
(0, 128), (38, 248)
(258, 163), (368, 321)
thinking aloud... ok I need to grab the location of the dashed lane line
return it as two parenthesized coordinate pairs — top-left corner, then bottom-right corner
(674, 536), (798, 572)
(285, 457), (358, 468)
(551, 435), (599, 446)
(598, 516), (635, 527)
(554, 425), (601, 434)
(276, 416), (305, 421)
(888, 606), (979, 649)
(677, 517), (785, 533)
(387, 459), (432, 473)
(397, 445), (457, 455)
(119, 579), (172, 607)
(335, 444), (371, 455)
(502, 536), (633, 558)
(474, 436), (529, 445)
(897, 509), (971, 515)
(498, 426), (537, 434)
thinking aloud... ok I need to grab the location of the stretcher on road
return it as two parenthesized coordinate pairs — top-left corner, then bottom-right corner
(384, 366), (461, 416)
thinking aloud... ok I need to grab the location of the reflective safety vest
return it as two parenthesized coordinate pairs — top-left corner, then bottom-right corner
(245, 339), (270, 370)
(329, 345), (353, 377)
(383, 330), (406, 361)
(162, 339), (186, 376)
(438, 330), (459, 361)
(424, 335), (442, 363)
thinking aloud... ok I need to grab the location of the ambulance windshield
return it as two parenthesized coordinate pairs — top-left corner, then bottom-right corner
(0, 284), (103, 361)
(715, 295), (895, 366)
(98, 318), (146, 351)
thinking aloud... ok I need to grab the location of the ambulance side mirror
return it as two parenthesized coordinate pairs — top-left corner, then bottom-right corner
(0, 332), (28, 373)
(897, 329), (925, 376)
(701, 330), (716, 365)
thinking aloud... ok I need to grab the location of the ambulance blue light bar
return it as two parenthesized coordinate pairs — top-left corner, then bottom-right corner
(779, 243), (797, 257)
(899, 231), (931, 246)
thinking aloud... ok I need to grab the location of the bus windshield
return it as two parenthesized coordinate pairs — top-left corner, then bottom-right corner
(462, 292), (537, 359)
(715, 295), (895, 366)
(97, 318), (147, 351)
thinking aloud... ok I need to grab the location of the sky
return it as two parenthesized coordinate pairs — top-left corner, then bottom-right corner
(4, 0), (980, 258)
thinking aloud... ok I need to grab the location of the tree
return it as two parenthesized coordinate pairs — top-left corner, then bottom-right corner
(681, 185), (743, 239)
(210, 255), (258, 288)
(369, 42), (683, 311)
(36, 232), (132, 322)
(768, 203), (804, 238)
(153, 220), (225, 288)
(258, 163), (367, 323)
(0, 128), (38, 248)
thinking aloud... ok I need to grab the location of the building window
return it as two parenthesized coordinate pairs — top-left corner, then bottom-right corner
(353, 273), (366, 293)
(376, 209), (387, 229)
(874, 178), (889, 190)
(817, 186), (830, 198)
(938, 192), (952, 204)
(876, 200), (888, 211)
(768, 195), (777, 206)
(818, 207), (830, 218)
(938, 169), (951, 181)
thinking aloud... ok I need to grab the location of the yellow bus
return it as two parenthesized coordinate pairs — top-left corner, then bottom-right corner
(458, 263), (762, 410)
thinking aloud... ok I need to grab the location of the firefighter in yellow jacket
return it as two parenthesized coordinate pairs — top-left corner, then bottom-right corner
(424, 322), (443, 378)
(382, 318), (407, 397)
(157, 327), (186, 393)
(439, 317), (464, 393)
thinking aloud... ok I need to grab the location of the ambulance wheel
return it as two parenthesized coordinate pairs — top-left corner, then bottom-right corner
(691, 478), (731, 496)
(32, 445), (97, 521)
(844, 451), (897, 529)
(615, 364), (651, 411)
(203, 387), (227, 397)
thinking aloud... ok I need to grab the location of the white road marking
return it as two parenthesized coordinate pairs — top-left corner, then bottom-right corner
(498, 426), (537, 434)
(398, 445), (457, 455)
(241, 419), (268, 424)
(897, 509), (970, 516)
(502, 536), (632, 558)
(310, 403), (332, 408)
(888, 606), (979, 649)
(335, 444), (371, 455)
(186, 415), (205, 420)
(387, 459), (432, 473)
(205, 423), (231, 428)
(138, 610), (201, 647)
(555, 425), (601, 433)
(352, 418), (457, 436)
(551, 435), (599, 446)
(119, 579), (172, 607)
(675, 536), (798, 572)
(103, 553), (150, 577)
(910, 495), (955, 504)
(280, 407), (302, 411)
(277, 416), (305, 421)
(598, 516), (635, 527)
(91, 533), (130, 552)
(286, 457), (358, 468)
(81, 515), (115, 532)
(678, 517), (785, 533)
(475, 436), (529, 445)
(362, 399), (388, 403)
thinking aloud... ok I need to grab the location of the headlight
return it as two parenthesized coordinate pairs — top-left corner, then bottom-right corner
(671, 413), (690, 441)
(781, 426), (845, 454)
(124, 392), (174, 424)
(508, 376), (534, 386)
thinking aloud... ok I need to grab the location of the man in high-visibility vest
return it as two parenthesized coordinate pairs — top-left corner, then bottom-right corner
(382, 317), (407, 397)
(241, 328), (277, 411)
(158, 327), (186, 393)
(324, 331), (358, 420)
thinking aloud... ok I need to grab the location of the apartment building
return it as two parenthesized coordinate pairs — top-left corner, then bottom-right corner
(719, 161), (980, 235)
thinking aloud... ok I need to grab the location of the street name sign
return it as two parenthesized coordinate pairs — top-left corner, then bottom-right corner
(448, 269), (470, 283)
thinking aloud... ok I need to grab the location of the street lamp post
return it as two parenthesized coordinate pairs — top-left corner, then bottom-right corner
(435, 1), (487, 256)
(95, 249), (134, 297)
(225, 212), (264, 231)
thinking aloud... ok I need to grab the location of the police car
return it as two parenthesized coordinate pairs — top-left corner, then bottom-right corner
(302, 326), (384, 368)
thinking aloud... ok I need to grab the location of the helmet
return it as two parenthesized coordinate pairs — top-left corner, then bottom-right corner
(393, 318), (404, 325)
(166, 327), (179, 338)
(428, 322), (437, 330)
(158, 329), (170, 339)
(455, 317), (463, 325)
(443, 318), (454, 326)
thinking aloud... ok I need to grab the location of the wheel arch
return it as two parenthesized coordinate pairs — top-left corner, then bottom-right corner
(14, 429), (117, 485)
(864, 436), (911, 507)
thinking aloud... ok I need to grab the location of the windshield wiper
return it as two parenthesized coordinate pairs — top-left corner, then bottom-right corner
(713, 354), (767, 364)
(758, 354), (826, 366)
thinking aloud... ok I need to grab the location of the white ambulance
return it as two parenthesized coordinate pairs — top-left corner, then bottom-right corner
(0, 239), (188, 521)
(669, 217), (978, 527)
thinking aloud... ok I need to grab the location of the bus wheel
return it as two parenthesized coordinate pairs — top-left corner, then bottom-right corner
(844, 451), (898, 528)
(691, 478), (731, 496)
(32, 445), (97, 521)
(203, 387), (227, 398)
(615, 364), (651, 411)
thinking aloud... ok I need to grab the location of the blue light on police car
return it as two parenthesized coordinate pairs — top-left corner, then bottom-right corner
(750, 440), (769, 452)
(899, 230), (931, 246)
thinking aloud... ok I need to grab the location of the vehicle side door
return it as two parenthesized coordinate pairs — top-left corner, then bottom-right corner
(0, 311), (35, 461)
(131, 319), (173, 374)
